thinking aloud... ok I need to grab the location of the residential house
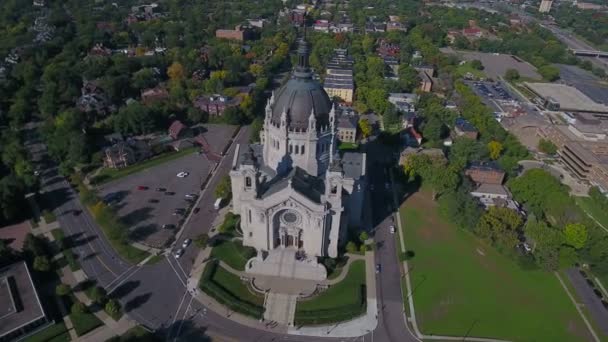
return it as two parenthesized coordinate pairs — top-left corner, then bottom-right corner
(77, 81), (113, 116)
(388, 93), (418, 113)
(387, 22), (406, 32)
(168, 120), (192, 140)
(193, 94), (242, 116)
(399, 147), (445, 166)
(403, 127), (422, 147)
(465, 161), (505, 185)
(462, 27), (483, 40)
(337, 115), (357, 143)
(454, 117), (479, 139)
(141, 86), (169, 105)
(418, 70), (433, 93)
(377, 39), (400, 58)
(471, 183), (519, 211)
(88, 43), (112, 57)
(289, 9), (307, 25)
(216, 25), (256, 41)
(313, 20), (330, 33)
(247, 18), (268, 28)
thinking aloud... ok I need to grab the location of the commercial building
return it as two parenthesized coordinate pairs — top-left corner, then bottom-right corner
(0, 262), (49, 342)
(539, 0), (553, 13)
(337, 115), (357, 143)
(215, 25), (256, 41)
(471, 183), (519, 211)
(538, 113), (608, 192)
(524, 83), (608, 114)
(323, 49), (354, 103)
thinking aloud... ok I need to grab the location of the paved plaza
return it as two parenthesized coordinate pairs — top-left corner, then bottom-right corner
(247, 249), (327, 281)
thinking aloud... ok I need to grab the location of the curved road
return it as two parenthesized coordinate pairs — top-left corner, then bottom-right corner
(31, 123), (418, 341)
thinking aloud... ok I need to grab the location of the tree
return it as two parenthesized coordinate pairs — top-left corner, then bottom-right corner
(538, 139), (557, 155)
(71, 302), (86, 315)
(194, 233), (209, 248)
(422, 116), (446, 144)
(33, 255), (51, 272)
(539, 65), (560, 81)
(90, 286), (107, 304)
(105, 299), (120, 316)
(345, 241), (358, 254)
(525, 217), (562, 270)
(215, 175), (231, 200)
(167, 62), (185, 82)
(504, 69), (520, 81)
(470, 59), (484, 70)
(476, 207), (523, 250)
(564, 223), (587, 249)
(358, 119), (372, 138)
(56, 284), (71, 297)
(487, 140), (503, 160)
(359, 231), (369, 242)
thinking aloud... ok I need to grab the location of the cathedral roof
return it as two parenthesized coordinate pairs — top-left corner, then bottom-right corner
(260, 166), (325, 204)
(270, 38), (332, 130)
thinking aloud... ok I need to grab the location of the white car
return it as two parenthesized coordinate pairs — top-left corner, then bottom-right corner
(390, 225), (396, 234)
(182, 239), (192, 249)
(177, 172), (189, 178)
(174, 248), (185, 258)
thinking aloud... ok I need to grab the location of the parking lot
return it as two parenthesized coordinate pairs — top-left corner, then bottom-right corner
(98, 152), (212, 248)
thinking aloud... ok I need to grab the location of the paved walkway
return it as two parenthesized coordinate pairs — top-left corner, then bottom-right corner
(264, 293), (297, 326)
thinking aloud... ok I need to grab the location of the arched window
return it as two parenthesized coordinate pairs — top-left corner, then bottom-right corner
(301, 145), (305, 154)
(331, 185), (338, 194)
(245, 177), (252, 187)
(295, 145), (299, 154)
(289, 144), (293, 154)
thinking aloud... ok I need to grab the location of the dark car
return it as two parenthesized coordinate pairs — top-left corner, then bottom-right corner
(193, 208), (200, 214)
(162, 224), (176, 230)
(156, 187), (166, 192)
(73, 209), (82, 216)
(148, 199), (159, 203)
(165, 191), (175, 195)
(137, 185), (148, 190)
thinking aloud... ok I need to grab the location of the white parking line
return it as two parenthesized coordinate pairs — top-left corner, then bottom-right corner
(166, 255), (187, 287)
(167, 290), (189, 341)
(173, 295), (195, 341)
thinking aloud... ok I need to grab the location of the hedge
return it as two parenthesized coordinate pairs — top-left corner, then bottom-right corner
(294, 285), (366, 325)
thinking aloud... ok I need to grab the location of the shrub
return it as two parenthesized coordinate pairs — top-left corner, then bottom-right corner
(56, 284), (71, 297)
(105, 299), (120, 318)
(345, 241), (358, 254)
(33, 255), (51, 272)
(89, 286), (107, 305)
(358, 231), (369, 243)
(195, 233), (210, 248)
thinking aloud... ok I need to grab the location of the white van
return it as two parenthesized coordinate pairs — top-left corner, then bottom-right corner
(214, 198), (222, 210)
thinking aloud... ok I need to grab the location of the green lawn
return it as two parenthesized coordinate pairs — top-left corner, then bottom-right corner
(42, 209), (57, 223)
(91, 147), (198, 185)
(212, 265), (264, 306)
(400, 191), (593, 341)
(211, 239), (256, 271)
(338, 142), (359, 151)
(23, 322), (70, 342)
(199, 261), (264, 318)
(295, 260), (366, 325)
(70, 311), (103, 336)
(455, 62), (486, 79)
(575, 196), (608, 229)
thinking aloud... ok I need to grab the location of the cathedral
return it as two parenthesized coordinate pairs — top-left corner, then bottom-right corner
(229, 38), (366, 261)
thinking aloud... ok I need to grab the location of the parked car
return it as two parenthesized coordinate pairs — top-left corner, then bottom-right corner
(174, 249), (184, 258)
(73, 210), (82, 216)
(185, 193), (198, 199)
(162, 224), (176, 230)
(375, 264), (381, 273)
(156, 187), (166, 192)
(182, 239), (192, 249)
(165, 191), (175, 196)
(148, 199), (159, 203)
(390, 225), (395, 234)
(177, 172), (189, 178)
(214, 198), (222, 210)
(137, 185), (148, 190)
(193, 208), (200, 214)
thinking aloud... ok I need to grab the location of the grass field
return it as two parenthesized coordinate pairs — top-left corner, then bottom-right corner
(92, 147), (197, 185)
(455, 61), (486, 79)
(212, 265), (264, 306)
(575, 196), (608, 229)
(401, 190), (593, 341)
(23, 322), (70, 342)
(295, 259), (366, 325)
(211, 239), (256, 271)
(70, 311), (103, 336)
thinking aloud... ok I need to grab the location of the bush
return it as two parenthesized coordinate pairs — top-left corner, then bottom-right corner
(195, 233), (210, 248)
(345, 241), (358, 254)
(399, 250), (415, 261)
(42, 209), (56, 223)
(218, 213), (240, 235)
(56, 284), (71, 297)
(33, 255), (51, 272)
(105, 299), (121, 320)
(359, 244), (368, 253)
(89, 286), (107, 305)
(358, 231), (369, 243)
(505, 68), (520, 81)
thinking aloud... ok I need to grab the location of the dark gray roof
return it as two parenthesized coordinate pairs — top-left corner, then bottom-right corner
(235, 144), (276, 177)
(341, 152), (365, 179)
(271, 76), (332, 130)
(337, 115), (357, 129)
(260, 166), (325, 203)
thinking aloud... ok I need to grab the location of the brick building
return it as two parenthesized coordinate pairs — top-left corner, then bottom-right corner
(465, 161), (506, 185)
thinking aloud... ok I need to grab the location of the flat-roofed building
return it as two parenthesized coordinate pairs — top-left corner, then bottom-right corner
(539, 0), (553, 13)
(0, 262), (49, 342)
(538, 113), (608, 192)
(524, 82), (608, 114)
(324, 49), (354, 103)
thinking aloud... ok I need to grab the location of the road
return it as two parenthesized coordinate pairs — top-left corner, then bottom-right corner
(28, 120), (418, 341)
